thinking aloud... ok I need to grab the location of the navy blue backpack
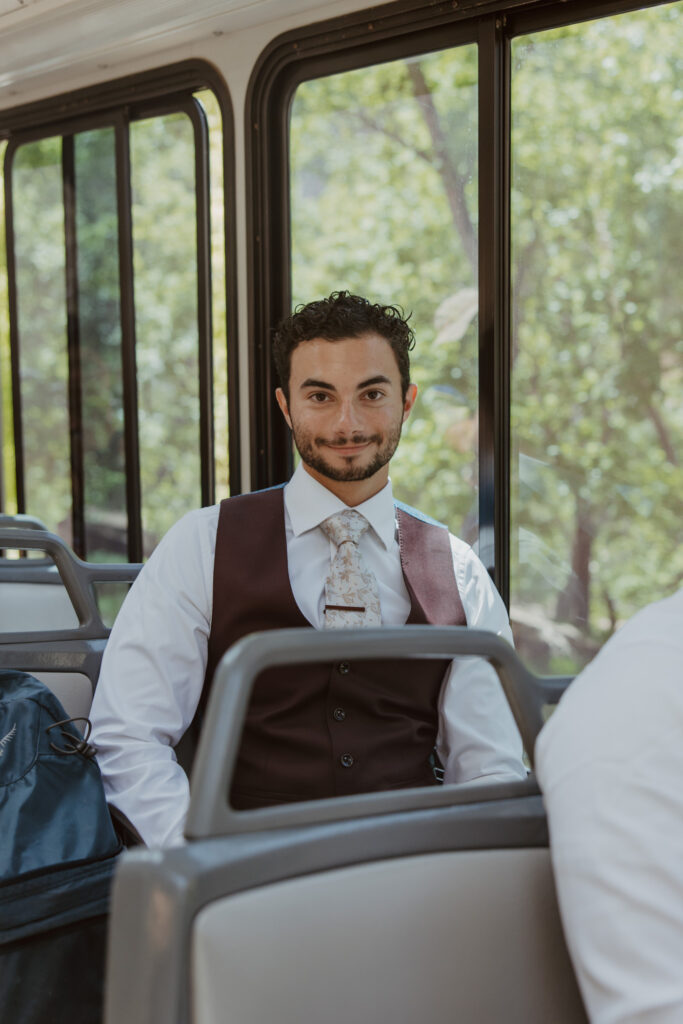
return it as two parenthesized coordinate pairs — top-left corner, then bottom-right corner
(0, 669), (122, 1024)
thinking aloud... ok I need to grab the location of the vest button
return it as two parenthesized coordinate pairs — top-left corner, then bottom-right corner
(338, 662), (350, 675)
(333, 707), (346, 722)
(340, 753), (354, 768)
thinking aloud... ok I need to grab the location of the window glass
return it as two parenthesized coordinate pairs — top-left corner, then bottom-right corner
(75, 127), (127, 560)
(510, 3), (683, 672)
(11, 138), (71, 536)
(0, 139), (15, 513)
(2, 84), (227, 562)
(131, 111), (201, 555)
(290, 47), (479, 541)
(196, 89), (230, 503)
(92, 579), (134, 627)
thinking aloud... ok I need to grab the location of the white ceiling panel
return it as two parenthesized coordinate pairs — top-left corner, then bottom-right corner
(0, 0), (361, 95)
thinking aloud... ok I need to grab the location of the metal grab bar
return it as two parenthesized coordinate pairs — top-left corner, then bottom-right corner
(0, 528), (141, 643)
(0, 513), (49, 532)
(186, 626), (572, 840)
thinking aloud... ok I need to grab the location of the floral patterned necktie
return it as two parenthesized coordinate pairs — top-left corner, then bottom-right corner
(320, 509), (382, 629)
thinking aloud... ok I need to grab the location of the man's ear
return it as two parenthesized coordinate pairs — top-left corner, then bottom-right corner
(402, 382), (418, 423)
(275, 387), (292, 429)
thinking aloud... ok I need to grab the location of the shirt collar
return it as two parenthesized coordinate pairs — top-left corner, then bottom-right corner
(284, 462), (396, 550)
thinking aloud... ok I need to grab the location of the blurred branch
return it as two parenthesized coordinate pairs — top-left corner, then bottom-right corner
(405, 61), (478, 278)
(601, 584), (618, 634)
(556, 495), (594, 628)
(647, 401), (678, 466)
(511, 234), (542, 367)
(352, 110), (433, 165)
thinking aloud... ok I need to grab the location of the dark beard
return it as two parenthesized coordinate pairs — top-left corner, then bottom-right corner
(292, 424), (403, 482)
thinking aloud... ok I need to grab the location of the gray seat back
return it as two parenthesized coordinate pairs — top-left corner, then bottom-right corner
(0, 512), (49, 532)
(105, 629), (583, 1024)
(0, 528), (141, 717)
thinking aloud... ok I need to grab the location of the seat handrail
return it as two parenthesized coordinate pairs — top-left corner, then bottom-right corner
(0, 637), (108, 685)
(186, 626), (573, 840)
(0, 528), (141, 643)
(0, 513), (49, 531)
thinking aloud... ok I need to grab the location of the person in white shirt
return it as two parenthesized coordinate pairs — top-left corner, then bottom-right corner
(536, 587), (683, 1024)
(91, 291), (525, 847)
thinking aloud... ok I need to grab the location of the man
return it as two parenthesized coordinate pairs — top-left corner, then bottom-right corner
(91, 291), (525, 846)
(536, 587), (683, 1024)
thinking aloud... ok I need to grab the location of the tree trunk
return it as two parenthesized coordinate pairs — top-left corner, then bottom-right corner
(405, 62), (478, 279)
(556, 496), (593, 627)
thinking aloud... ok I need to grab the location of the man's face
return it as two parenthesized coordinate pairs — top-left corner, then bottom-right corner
(275, 332), (417, 500)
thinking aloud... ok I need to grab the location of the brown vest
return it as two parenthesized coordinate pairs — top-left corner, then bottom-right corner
(203, 487), (466, 808)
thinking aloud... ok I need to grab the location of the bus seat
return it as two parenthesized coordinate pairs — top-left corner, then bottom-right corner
(0, 517), (75, 631)
(0, 528), (141, 718)
(105, 628), (584, 1024)
(0, 576), (80, 633)
(31, 670), (93, 721)
(0, 513), (49, 532)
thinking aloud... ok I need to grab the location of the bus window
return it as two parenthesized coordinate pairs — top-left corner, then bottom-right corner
(0, 140), (12, 513)
(1, 82), (231, 562)
(131, 111), (203, 555)
(9, 137), (71, 539)
(290, 44), (479, 544)
(510, 2), (683, 673)
(75, 127), (127, 561)
(198, 89), (230, 509)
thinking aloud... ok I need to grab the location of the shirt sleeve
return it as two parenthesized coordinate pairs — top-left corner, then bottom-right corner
(435, 536), (527, 785)
(89, 507), (217, 848)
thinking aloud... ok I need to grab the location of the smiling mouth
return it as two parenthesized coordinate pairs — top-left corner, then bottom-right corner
(326, 442), (370, 453)
(319, 435), (379, 454)
(322, 443), (376, 459)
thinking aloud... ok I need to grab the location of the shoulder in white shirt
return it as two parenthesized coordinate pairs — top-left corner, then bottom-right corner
(536, 588), (683, 1024)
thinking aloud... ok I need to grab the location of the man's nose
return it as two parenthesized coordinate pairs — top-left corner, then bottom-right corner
(334, 398), (362, 433)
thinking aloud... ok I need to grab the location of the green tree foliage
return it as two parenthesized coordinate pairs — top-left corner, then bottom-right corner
(75, 127), (127, 539)
(0, 139), (16, 511)
(131, 112), (202, 551)
(510, 6), (683, 660)
(10, 137), (72, 531)
(290, 5), (683, 669)
(291, 46), (481, 542)
(1, 97), (228, 559)
(1, 9), (680, 668)
(200, 89), (230, 505)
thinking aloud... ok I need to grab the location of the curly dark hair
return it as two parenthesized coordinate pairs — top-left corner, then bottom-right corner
(272, 291), (415, 400)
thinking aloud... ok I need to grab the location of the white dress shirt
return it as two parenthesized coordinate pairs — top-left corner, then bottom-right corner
(91, 465), (525, 848)
(536, 588), (683, 1024)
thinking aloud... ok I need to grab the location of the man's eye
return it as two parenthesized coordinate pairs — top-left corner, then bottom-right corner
(365, 390), (384, 400)
(310, 392), (330, 403)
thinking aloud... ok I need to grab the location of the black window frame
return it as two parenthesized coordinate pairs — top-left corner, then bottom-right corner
(1, 60), (239, 562)
(246, 0), (673, 604)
